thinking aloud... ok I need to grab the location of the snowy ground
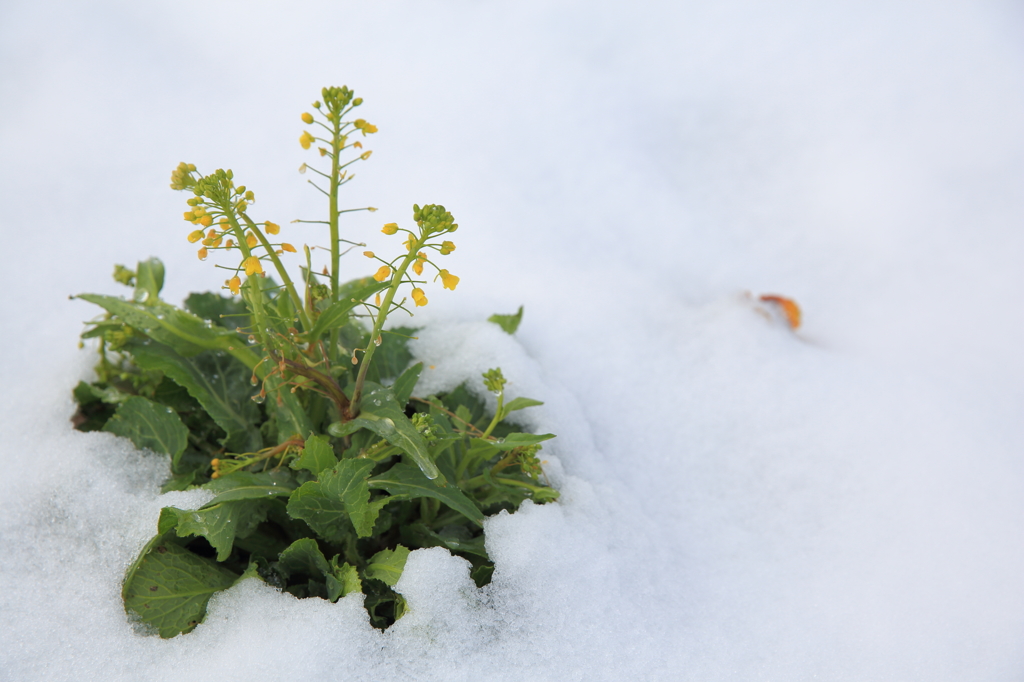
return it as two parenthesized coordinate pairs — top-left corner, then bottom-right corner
(2, 1), (1023, 680)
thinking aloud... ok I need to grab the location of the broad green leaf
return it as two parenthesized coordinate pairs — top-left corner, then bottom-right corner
(499, 397), (544, 420)
(285, 482), (351, 544)
(122, 535), (239, 638)
(471, 563), (494, 588)
(290, 434), (338, 476)
(76, 294), (237, 357)
(364, 326), (417, 383)
(276, 538), (330, 581)
(202, 471), (298, 504)
(103, 396), (188, 465)
(326, 559), (361, 602)
(184, 291), (249, 329)
(364, 545), (410, 587)
(487, 306), (523, 334)
(391, 362), (423, 407)
(319, 459), (388, 537)
(370, 463), (484, 526)
(331, 383), (440, 481)
(134, 257), (165, 304)
(163, 500), (269, 561)
(129, 343), (262, 453)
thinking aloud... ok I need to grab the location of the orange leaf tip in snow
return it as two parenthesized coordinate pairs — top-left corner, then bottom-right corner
(759, 294), (802, 329)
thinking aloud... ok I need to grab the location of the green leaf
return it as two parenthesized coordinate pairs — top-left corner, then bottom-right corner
(163, 500), (269, 561)
(290, 434), (338, 476)
(160, 470), (196, 493)
(471, 563), (494, 588)
(76, 294), (237, 357)
(322, 459), (390, 537)
(129, 343), (263, 453)
(122, 535), (239, 638)
(134, 258), (165, 304)
(276, 538), (330, 581)
(404, 522), (489, 558)
(103, 396), (188, 465)
(370, 463), (485, 526)
(326, 558), (361, 602)
(487, 306), (523, 334)
(364, 545), (410, 587)
(364, 326), (417, 382)
(202, 471), (298, 504)
(392, 362), (423, 407)
(499, 397), (544, 420)
(487, 432), (556, 451)
(285, 482), (351, 544)
(307, 279), (387, 343)
(184, 291), (249, 330)
(331, 383), (440, 481)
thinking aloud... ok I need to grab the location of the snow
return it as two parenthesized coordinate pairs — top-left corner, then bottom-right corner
(2, 0), (1023, 679)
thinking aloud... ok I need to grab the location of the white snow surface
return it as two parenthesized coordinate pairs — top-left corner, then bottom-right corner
(2, 1), (1023, 679)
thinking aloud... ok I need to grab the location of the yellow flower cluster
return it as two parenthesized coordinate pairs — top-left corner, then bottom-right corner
(354, 119), (378, 135)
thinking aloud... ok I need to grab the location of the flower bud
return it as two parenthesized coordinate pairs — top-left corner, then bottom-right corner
(301, 112), (314, 124)
(381, 223), (398, 235)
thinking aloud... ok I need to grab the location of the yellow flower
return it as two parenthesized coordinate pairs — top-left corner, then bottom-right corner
(440, 240), (456, 255)
(243, 256), (263, 276)
(413, 252), (426, 276)
(354, 119), (378, 134)
(265, 221), (280, 235)
(438, 269), (459, 290)
(301, 112), (314, 124)
(374, 293), (381, 306)
(299, 131), (315, 149)
(353, 141), (363, 149)
(184, 211), (196, 222)
(382, 223), (398, 235)
(226, 276), (241, 295)
(198, 214), (213, 227)
(225, 239), (235, 250)
(411, 288), (428, 307)
(403, 235), (414, 252)
(197, 247), (208, 261)
(363, 251), (375, 258)
(373, 265), (391, 282)
(246, 233), (258, 248)
(281, 243), (296, 253)
(187, 229), (205, 243)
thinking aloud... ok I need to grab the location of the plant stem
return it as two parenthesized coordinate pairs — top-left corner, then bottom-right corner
(240, 214), (311, 332)
(349, 236), (427, 416)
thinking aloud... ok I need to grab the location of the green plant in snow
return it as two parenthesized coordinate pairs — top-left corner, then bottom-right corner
(71, 85), (558, 638)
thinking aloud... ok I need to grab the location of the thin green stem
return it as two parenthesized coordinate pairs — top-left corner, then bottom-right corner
(240, 214), (311, 331)
(480, 392), (504, 439)
(349, 234), (427, 416)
